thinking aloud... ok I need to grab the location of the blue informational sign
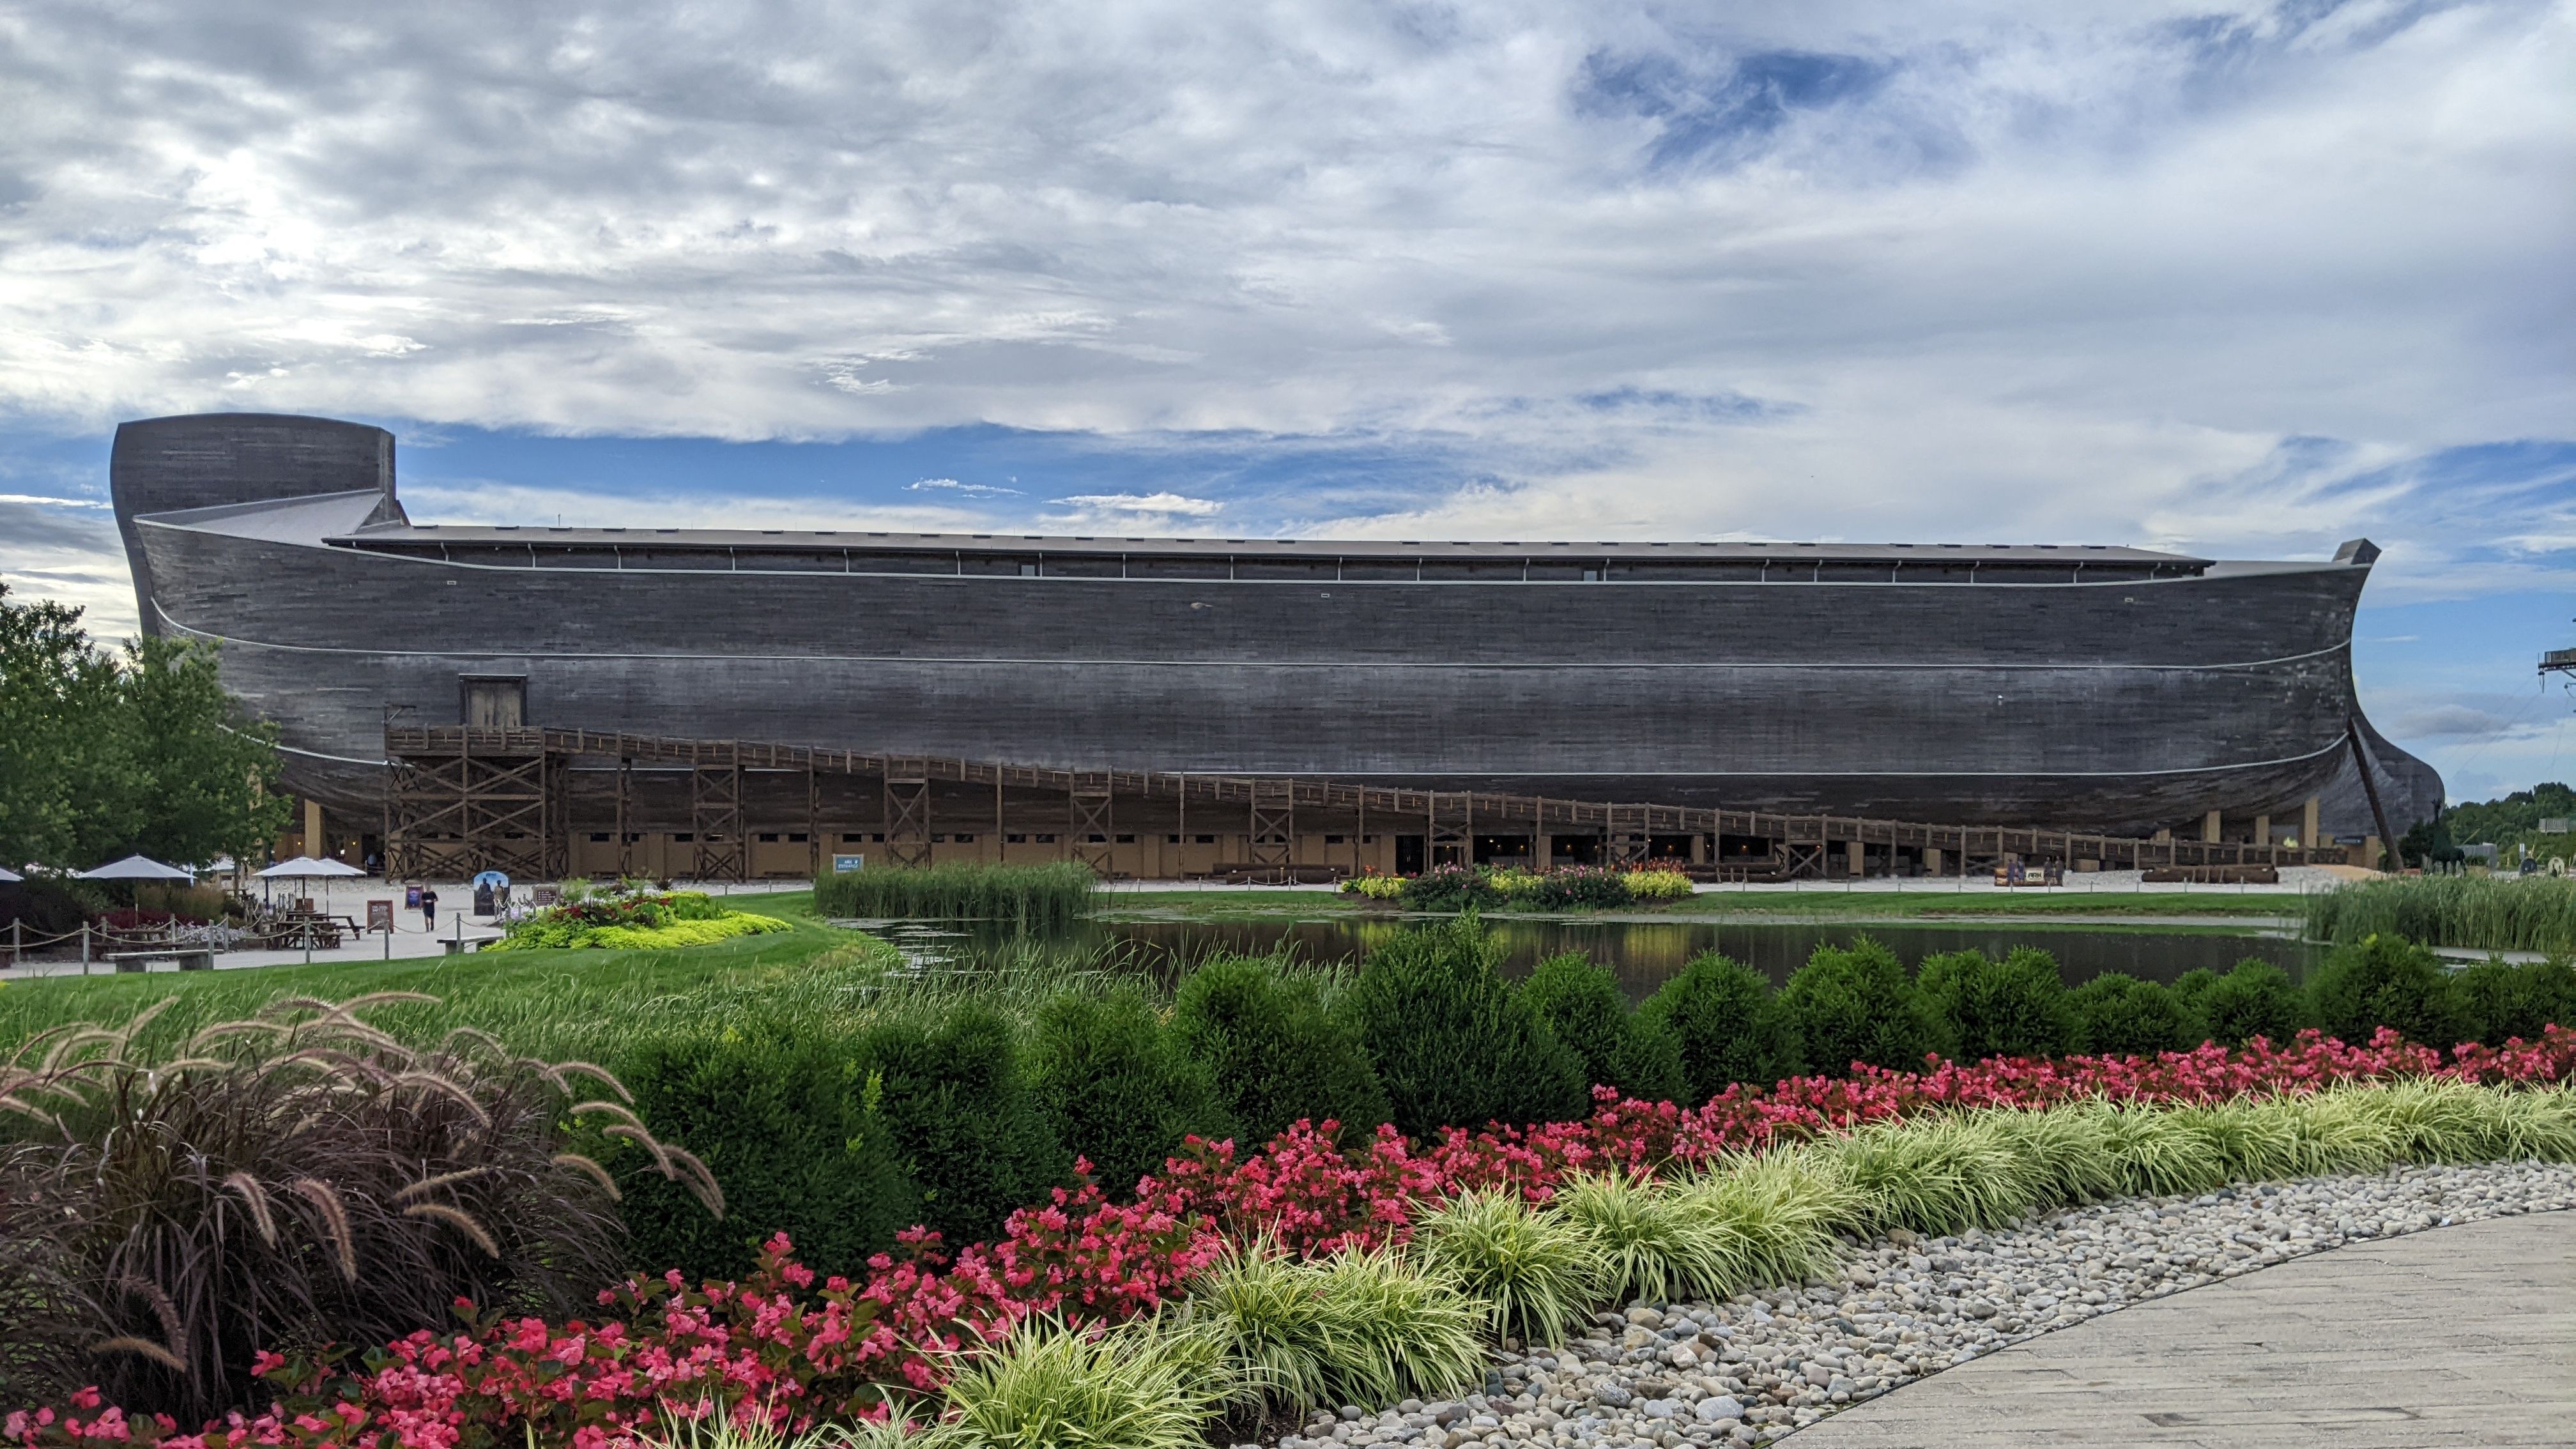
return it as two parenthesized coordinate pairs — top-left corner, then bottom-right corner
(832, 855), (866, 872)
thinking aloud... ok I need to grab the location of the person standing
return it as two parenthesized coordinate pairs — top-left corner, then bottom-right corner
(420, 886), (439, 931)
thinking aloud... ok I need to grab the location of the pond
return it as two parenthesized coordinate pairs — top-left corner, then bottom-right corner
(868, 914), (2317, 1000)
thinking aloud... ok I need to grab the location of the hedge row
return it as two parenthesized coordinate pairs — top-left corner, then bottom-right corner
(606, 920), (2575, 1284)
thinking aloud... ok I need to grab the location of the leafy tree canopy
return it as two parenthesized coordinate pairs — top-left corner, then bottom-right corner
(0, 583), (288, 870)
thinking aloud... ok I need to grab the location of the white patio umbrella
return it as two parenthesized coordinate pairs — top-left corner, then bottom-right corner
(259, 855), (364, 910)
(79, 854), (194, 881)
(0, 865), (20, 883)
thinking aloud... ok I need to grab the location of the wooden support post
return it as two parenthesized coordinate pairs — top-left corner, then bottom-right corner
(1071, 773), (1115, 875)
(884, 759), (931, 869)
(615, 755), (633, 878)
(807, 760), (820, 878)
(305, 797), (326, 861)
(2202, 810), (2222, 844)
(2301, 795), (2321, 856)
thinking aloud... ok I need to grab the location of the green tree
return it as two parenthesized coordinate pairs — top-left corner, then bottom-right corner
(0, 586), (286, 870)
(0, 584), (123, 866)
(1518, 951), (1686, 1103)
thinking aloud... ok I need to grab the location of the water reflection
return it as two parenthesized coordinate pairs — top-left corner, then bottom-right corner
(906, 916), (2316, 1001)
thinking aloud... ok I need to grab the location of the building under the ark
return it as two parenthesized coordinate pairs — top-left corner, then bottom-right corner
(109, 412), (2442, 882)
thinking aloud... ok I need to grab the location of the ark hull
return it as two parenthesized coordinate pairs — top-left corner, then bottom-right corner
(112, 413), (2443, 839)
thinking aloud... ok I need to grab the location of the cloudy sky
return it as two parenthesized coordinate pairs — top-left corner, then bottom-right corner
(1, 0), (2570, 802)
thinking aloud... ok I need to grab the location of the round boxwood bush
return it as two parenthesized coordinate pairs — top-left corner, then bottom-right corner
(2448, 956), (2576, 1048)
(1915, 947), (2076, 1062)
(1637, 951), (1803, 1101)
(1027, 985), (1236, 1195)
(2168, 967), (2223, 1039)
(2198, 959), (2308, 1047)
(1778, 937), (1950, 1077)
(2306, 933), (2465, 1049)
(1519, 951), (1685, 1103)
(2066, 973), (2196, 1057)
(1346, 914), (1590, 1137)
(859, 999), (1068, 1246)
(1172, 953), (1392, 1145)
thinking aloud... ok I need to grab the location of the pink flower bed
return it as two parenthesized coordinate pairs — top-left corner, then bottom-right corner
(17, 1026), (2573, 1449)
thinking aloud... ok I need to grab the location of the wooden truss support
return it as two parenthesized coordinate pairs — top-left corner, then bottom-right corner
(885, 758), (933, 868)
(1607, 804), (1651, 866)
(807, 761), (822, 878)
(1427, 792), (1472, 868)
(383, 730), (563, 882)
(615, 756), (634, 878)
(1781, 841), (1825, 879)
(689, 746), (746, 882)
(1248, 779), (1295, 868)
(1070, 772), (1115, 874)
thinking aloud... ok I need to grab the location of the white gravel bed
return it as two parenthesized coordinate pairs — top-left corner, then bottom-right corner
(1269, 1162), (2576, 1449)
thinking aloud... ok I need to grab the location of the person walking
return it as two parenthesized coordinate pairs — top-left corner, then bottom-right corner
(420, 886), (439, 931)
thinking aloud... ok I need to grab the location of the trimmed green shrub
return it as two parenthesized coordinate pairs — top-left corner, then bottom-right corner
(616, 1021), (917, 1283)
(2307, 933), (2465, 1050)
(1915, 947), (2077, 1062)
(1411, 1190), (1600, 1346)
(1639, 951), (1804, 1103)
(2168, 967), (2222, 1038)
(813, 860), (1096, 929)
(1171, 955), (1391, 1145)
(1778, 937), (1949, 1076)
(1027, 985), (1234, 1195)
(2198, 959), (2308, 1047)
(2067, 973), (2196, 1057)
(2451, 956), (2576, 1048)
(1519, 952), (1685, 1104)
(1344, 915), (1590, 1136)
(857, 999), (1067, 1246)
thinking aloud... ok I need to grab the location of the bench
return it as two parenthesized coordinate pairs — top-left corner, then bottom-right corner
(107, 949), (215, 973)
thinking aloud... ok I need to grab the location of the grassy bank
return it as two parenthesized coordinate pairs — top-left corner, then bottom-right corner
(2307, 874), (2576, 954)
(0, 889), (885, 1062)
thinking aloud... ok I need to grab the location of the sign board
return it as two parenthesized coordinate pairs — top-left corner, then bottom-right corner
(367, 900), (395, 935)
(405, 885), (423, 908)
(2541, 818), (2571, 835)
(832, 855), (866, 873)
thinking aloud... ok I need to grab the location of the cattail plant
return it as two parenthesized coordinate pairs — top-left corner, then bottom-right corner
(0, 993), (719, 1422)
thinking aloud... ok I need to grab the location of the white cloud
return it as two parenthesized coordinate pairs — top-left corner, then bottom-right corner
(908, 477), (1022, 497)
(1049, 491), (1224, 518)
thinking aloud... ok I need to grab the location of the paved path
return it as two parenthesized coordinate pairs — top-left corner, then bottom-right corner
(1786, 1209), (2576, 1448)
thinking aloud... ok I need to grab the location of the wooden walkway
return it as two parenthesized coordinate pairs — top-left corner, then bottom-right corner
(1788, 1209), (2576, 1448)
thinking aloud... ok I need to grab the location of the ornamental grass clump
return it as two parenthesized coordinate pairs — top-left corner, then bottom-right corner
(1303, 1245), (1485, 1405)
(1820, 1114), (2041, 1238)
(1673, 1151), (1857, 1289)
(925, 1314), (1230, 1449)
(1410, 1190), (1600, 1346)
(0, 995), (697, 1422)
(1553, 1172), (1740, 1307)
(815, 861), (1098, 930)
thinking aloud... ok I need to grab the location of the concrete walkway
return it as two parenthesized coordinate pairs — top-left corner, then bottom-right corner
(1786, 1209), (2576, 1448)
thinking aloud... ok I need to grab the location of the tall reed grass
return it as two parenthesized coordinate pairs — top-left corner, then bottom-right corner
(813, 861), (1097, 930)
(2305, 875), (2576, 954)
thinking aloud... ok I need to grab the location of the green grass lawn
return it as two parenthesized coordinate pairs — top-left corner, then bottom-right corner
(0, 889), (894, 1058)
